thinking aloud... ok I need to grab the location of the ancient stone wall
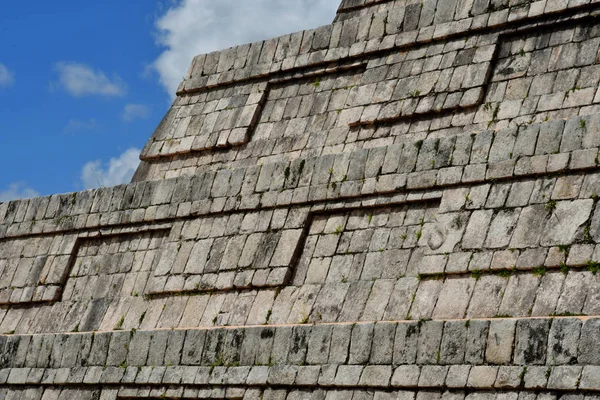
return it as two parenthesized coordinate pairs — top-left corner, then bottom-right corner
(2, 1), (600, 399)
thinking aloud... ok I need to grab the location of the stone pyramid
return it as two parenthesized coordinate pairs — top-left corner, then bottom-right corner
(2, 0), (600, 398)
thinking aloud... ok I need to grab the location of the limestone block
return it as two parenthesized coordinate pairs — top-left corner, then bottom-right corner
(467, 366), (498, 388)
(547, 366), (582, 390)
(391, 366), (420, 387)
(485, 320), (516, 365)
(513, 319), (549, 365)
(540, 200), (593, 246)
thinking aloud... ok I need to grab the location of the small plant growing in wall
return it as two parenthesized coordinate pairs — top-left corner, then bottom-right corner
(115, 315), (125, 330)
(299, 311), (310, 324)
(545, 199), (557, 212)
(470, 269), (483, 280)
(587, 260), (600, 275)
(584, 224), (593, 244)
(496, 269), (512, 278)
(211, 352), (227, 367)
(486, 104), (500, 129)
(557, 245), (570, 255)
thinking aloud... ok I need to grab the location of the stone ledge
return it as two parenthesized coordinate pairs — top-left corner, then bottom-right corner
(1, 363), (599, 391)
(4, 386), (600, 400)
(2, 317), (600, 369)
(2, 114), (599, 240)
(4, 173), (600, 306)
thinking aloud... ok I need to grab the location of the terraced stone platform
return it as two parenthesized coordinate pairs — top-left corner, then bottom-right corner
(2, 0), (600, 399)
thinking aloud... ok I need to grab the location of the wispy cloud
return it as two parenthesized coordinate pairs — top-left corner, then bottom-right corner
(0, 182), (39, 202)
(81, 148), (140, 189)
(151, 0), (339, 96)
(63, 118), (98, 134)
(0, 63), (15, 88)
(122, 103), (151, 122)
(53, 62), (126, 97)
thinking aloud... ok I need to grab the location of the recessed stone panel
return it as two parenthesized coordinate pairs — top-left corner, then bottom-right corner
(63, 229), (169, 302)
(146, 212), (307, 296)
(0, 234), (77, 305)
(295, 201), (442, 286)
(0, 228), (170, 305)
(140, 82), (268, 160)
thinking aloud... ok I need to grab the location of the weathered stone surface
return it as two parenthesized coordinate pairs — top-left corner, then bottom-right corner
(485, 320), (516, 365)
(4, 1), (600, 398)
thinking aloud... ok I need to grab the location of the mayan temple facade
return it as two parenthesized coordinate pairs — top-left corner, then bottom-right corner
(3, 0), (600, 398)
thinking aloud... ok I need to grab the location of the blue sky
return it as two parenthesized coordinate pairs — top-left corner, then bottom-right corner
(0, 0), (340, 201)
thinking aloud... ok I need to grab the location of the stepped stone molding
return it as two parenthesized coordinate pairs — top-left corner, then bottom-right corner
(4, 116), (600, 333)
(4, 114), (600, 239)
(135, 11), (600, 183)
(4, 133), (600, 329)
(4, 0), (600, 399)
(176, 0), (599, 96)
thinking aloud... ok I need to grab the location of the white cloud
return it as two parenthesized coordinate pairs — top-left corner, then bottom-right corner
(54, 62), (126, 97)
(63, 118), (98, 134)
(122, 103), (151, 122)
(0, 63), (14, 88)
(152, 0), (340, 95)
(0, 182), (39, 202)
(81, 148), (141, 189)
